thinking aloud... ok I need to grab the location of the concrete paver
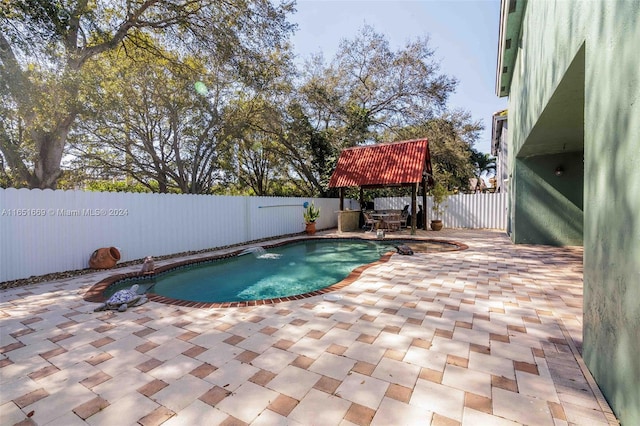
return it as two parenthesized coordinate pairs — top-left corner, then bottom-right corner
(0, 229), (618, 425)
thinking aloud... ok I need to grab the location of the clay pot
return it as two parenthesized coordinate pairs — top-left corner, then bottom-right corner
(89, 247), (121, 269)
(305, 222), (316, 235)
(430, 220), (443, 231)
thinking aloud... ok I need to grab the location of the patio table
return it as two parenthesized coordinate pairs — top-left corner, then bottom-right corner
(372, 213), (392, 230)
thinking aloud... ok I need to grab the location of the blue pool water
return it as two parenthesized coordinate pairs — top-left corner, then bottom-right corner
(109, 240), (399, 303)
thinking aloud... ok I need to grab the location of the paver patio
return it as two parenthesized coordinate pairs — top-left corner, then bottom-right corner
(0, 229), (619, 425)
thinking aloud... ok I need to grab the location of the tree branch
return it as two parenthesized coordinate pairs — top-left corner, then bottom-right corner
(0, 32), (35, 113)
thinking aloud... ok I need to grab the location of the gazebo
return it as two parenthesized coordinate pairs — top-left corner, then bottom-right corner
(328, 139), (433, 234)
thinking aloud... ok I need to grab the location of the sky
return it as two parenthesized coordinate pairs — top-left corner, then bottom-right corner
(289, 0), (507, 155)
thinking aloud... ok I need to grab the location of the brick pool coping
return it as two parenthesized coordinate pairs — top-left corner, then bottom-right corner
(83, 236), (468, 308)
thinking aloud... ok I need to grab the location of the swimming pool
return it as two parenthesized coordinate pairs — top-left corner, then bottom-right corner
(86, 238), (466, 307)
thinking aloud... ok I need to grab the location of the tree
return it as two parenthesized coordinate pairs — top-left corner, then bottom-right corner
(391, 110), (483, 191)
(470, 149), (496, 178)
(330, 25), (456, 140)
(234, 133), (281, 196)
(0, 0), (295, 188)
(0, 105), (25, 187)
(281, 25), (458, 195)
(298, 26), (456, 148)
(469, 149), (496, 192)
(68, 42), (238, 194)
(220, 93), (333, 197)
(277, 101), (338, 196)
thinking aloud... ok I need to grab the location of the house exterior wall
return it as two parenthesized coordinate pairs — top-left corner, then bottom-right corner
(503, 1), (640, 424)
(491, 112), (508, 193)
(511, 42), (585, 246)
(513, 152), (583, 246)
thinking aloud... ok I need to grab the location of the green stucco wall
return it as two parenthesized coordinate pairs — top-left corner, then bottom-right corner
(505, 1), (640, 424)
(513, 153), (583, 246)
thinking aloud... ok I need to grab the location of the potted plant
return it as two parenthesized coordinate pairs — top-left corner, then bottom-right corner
(430, 182), (450, 231)
(303, 202), (320, 235)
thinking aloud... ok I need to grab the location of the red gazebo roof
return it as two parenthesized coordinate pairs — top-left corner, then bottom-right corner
(328, 139), (432, 188)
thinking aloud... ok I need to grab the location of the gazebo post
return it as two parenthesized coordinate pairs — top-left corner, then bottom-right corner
(422, 177), (428, 230)
(339, 187), (344, 211)
(411, 183), (417, 235)
(359, 187), (365, 229)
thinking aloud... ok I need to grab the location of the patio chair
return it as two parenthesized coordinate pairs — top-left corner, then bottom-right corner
(363, 211), (380, 232)
(385, 213), (402, 231)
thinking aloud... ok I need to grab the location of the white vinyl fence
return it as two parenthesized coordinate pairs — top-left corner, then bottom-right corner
(375, 192), (507, 230)
(0, 188), (354, 282)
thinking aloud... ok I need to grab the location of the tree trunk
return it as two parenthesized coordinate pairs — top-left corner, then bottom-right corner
(0, 95), (76, 189)
(32, 133), (68, 189)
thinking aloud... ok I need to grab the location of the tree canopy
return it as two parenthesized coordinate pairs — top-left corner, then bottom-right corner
(0, 0), (295, 188)
(1, 6), (487, 195)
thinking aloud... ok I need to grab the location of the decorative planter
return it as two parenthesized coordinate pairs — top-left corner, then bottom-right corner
(89, 247), (121, 269)
(305, 222), (316, 235)
(430, 220), (443, 231)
